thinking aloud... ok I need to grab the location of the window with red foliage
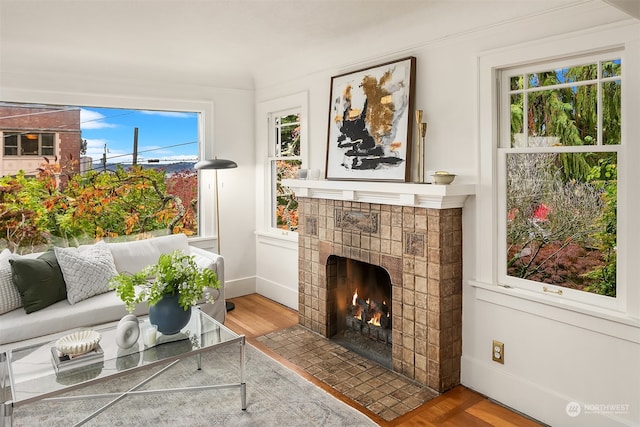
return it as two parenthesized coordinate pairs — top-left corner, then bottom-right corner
(499, 52), (620, 303)
(269, 110), (301, 231)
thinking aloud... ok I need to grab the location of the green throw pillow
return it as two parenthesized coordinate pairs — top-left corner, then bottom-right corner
(9, 249), (67, 314)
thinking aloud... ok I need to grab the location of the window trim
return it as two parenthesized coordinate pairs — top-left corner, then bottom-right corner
(3, 131), (56, 156)
(256, 92), (308, 239)
(496, 52), (622, 311)
(0, 91), (215, 242)
(475, 22), (639, 336)
(268, 108), (302, 231)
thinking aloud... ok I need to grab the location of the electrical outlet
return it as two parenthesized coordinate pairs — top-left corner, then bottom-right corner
(492, 340), (504, 364)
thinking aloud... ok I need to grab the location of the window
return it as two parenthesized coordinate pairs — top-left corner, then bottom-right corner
(0, 102), (205, 253)
(497, 52), (621, 307)
(256, 91), (307, 240)
(3, 132), (55, 156)
(268, 109), (302, 231)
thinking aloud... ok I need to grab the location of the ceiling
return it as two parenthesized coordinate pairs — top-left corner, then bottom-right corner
(0, 0), (637, 89)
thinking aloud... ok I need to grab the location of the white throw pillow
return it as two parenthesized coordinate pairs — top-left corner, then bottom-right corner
(55, 241), (119, 305)
(106, 234), (191, 275)
(191, 251), (216, 272)
(0, 248), (22, 314)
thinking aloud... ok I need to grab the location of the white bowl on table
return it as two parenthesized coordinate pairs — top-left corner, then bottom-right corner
(55, 330), (101, 356)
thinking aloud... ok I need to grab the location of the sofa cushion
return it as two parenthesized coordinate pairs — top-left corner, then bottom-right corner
(106, 233), (191, 275)
(9, 249), (67, 313)
(0, 290), (151, 347)
(0, 249), (22, 314)
(55, 241), (118, 304)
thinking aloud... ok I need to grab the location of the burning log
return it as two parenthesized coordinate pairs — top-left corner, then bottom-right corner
(348, 289), (391, 333)
(380, 313), (391, 329)
(348, 304), (360, 317)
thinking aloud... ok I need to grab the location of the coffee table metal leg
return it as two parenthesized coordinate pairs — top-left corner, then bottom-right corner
(240, 336), (246, 410)
(0, 352), (10, 427)
(240, 383), (246, 410)
(1, 402), (12, 427)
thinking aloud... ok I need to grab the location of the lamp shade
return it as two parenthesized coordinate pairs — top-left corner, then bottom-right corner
(194, 159), (237, 170)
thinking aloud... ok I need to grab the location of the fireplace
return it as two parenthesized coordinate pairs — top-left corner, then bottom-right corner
(328, 256), (393, 367)
(296, 196), (464, 393)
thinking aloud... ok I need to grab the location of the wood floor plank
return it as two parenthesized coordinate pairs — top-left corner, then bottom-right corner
(225, 294), (298, 337)
(224, 294), (543, 427)
(465, 399), (542, 427)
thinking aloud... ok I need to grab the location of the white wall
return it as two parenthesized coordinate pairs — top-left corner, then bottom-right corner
(253, 2), (640, 426)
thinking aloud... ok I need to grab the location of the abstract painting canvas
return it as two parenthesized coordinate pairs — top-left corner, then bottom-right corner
(325, 57), (416, 181)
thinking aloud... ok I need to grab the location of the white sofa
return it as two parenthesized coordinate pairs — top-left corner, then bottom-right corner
(0, 234), (225, 350)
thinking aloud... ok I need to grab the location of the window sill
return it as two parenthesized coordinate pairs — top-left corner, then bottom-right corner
(469, 280), (640, 343)
(255, 230), (298, 250)
(188, 235), (217, 244)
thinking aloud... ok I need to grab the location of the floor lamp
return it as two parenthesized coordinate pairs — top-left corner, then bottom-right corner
(194, 158), (237, 312)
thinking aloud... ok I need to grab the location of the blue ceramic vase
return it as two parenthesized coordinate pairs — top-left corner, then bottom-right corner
(149, 293), (191, 335)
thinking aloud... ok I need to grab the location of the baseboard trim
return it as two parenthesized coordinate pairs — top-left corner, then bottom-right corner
(256, 276), (298, 310)
(224, 276), (256, 299)
(461, 355), (636, 427)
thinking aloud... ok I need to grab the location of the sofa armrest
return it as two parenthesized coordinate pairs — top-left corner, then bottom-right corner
(189, 245), (225, 324)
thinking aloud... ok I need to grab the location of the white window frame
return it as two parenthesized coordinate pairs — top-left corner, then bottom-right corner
(497, 51), (622, 311)
(473, 23), (640, 340)
(256, 92), (308, 241)
(268, 108), (302, 231)
(0, 90), (215, 243)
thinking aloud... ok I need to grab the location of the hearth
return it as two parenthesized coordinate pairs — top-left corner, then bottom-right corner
(328, 256), (392, 367)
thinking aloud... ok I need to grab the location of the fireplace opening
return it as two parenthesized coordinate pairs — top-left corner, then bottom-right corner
(327, 256), (392, 368)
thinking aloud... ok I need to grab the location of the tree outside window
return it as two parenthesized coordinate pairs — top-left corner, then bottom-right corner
(270, 112), (301, 231)
(0, 103), (202, 253)
(502, 55), (620, 297)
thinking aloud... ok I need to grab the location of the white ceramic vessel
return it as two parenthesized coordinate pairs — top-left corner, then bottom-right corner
(55, 330), (101, 355)
(115, 315), (140, 349)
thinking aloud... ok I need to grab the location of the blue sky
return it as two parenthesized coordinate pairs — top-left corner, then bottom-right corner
(81, 107), (199, 164)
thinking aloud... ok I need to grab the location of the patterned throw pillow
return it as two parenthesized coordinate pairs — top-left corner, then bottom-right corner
(54, 241), (119, 305)
(0, 249), (22, 314)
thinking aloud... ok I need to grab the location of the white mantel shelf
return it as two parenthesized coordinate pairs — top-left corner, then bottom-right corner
(282, 179), (476, 209)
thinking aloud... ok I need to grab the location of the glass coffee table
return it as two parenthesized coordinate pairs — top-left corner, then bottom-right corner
(1, 308), (245, 426)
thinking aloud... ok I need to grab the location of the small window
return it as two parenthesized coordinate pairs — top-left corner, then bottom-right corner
(4, 133), (18, 156)
(2, 132), (56, 156)
(41, 133), (55, 156)
(269, 110), (302, 231)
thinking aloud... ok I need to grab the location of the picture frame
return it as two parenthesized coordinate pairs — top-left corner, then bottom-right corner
(325, 56), (416, 181)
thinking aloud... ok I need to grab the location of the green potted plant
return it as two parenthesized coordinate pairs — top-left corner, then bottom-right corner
(109, 250), (220, 334)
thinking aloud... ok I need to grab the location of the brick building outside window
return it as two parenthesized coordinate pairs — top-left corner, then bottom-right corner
(0, 103), (81, 177)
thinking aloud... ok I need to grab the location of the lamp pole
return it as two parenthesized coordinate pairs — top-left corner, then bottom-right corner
(194, 158), (238, 312)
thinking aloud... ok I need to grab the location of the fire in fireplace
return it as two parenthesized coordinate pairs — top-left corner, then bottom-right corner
(346, 288), (391, 342)
(328, 256), (392, 368)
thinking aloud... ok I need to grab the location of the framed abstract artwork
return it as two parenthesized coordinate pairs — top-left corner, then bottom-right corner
(325, 56), (416, 181)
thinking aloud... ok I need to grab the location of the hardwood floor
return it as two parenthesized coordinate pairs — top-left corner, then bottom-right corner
(225, 294), (542, 427)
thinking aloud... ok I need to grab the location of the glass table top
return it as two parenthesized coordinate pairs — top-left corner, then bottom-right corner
(5, 308), (241, 405)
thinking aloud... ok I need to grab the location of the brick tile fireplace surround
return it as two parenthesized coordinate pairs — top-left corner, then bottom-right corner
(287, 179), (474, 393)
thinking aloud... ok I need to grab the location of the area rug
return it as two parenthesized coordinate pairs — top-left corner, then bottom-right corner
(11, 343), (377, 426)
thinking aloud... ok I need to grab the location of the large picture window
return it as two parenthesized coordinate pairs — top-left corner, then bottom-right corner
(498, 52), (621, 305)
(0, 102), (203, 253)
